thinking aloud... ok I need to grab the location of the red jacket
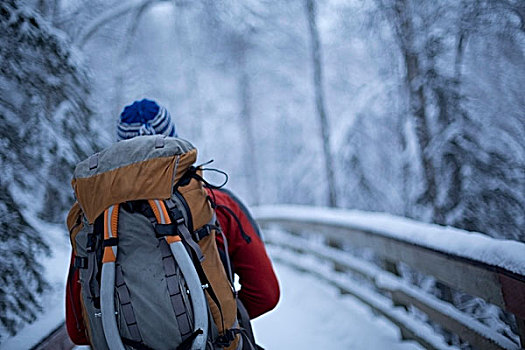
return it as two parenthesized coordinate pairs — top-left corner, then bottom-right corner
(211, 188), (280, 318)
(65, 188), (279, 344)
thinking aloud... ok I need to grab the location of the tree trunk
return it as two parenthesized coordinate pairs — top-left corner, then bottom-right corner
(238, 45), (260, 205)
(454, 33), (467, 84)
(404, 52), (438, 218)
(177, 6), (204, 140)
(438, 29), (469, 219)
(305, 0), (337, 207)
(397, 103), (412, 217)
(391, 0), (438, 220)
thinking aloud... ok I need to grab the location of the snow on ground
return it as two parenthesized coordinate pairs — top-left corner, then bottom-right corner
(253, 205), (525, 275)
(252, 262), (423, 350)
(0, 217), (70, 350)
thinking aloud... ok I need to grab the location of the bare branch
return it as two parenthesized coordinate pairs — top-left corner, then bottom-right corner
(75, 0), (161, 48)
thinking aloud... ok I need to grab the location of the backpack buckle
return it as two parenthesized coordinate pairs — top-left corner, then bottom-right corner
(169, 207), (185, 225)
(154, 223), (178, 237)
(103, 237), (119, 247)
(155, 136), (165, 149)
(193, 225), (213, 242)
(86, 233), (96, 252)
(89, 153), (99, 170)
(215, 329), (240, 347)
(215, 333), (234, 347)
(74, 256), (88, 269)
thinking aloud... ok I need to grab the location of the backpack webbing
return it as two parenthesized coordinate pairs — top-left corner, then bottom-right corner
(115, 264), (142, 342)
(148, 199), (194, 342)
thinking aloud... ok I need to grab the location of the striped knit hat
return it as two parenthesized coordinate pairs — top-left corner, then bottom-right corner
(117, 99), (177, 141)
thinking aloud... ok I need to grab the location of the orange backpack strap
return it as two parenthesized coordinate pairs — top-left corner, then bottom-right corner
(102, 204), (119, 264)
(148, 199), (181, 244)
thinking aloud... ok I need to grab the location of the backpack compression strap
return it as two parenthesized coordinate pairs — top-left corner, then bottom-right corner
(148, 200), (208, 350)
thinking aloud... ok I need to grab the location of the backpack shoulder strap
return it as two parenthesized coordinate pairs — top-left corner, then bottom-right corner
(98, 204), (126, 350)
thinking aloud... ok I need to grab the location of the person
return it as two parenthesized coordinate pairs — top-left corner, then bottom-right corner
(65, 99), (280, 345)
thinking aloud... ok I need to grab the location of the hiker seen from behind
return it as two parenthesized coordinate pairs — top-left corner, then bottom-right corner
(65, 99), (279, 350)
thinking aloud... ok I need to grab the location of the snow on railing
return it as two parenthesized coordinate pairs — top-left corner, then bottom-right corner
(253, 205), (525, 350)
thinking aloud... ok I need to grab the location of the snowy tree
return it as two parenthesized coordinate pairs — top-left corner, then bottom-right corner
(0, 190), (49, 339)
(373, 0), (525, 240)
(366, 0), (524, 344)
(0, 0), (95, 337)
(339, 114), (387, 211)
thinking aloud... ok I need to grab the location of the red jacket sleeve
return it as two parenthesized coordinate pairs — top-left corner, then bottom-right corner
(210, 189), (280, 319)
(65, 253), (90, 345)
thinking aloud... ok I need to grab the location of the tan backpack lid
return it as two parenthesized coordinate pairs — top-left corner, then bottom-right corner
(71, 135), (196, 224)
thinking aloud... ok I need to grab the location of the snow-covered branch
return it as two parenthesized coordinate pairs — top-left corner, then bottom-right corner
(74, 0), (165, 48)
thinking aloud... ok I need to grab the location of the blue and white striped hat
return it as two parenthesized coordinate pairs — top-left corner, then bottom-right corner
(117, 99), (177, 141)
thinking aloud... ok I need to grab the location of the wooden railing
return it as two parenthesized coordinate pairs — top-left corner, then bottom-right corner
(254, 206), (525, 350)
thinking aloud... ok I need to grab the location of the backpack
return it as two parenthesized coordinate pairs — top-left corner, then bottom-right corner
(67, 135), (244, 350)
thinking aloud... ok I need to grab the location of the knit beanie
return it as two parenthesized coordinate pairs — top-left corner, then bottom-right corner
(117, 99), (177, 141)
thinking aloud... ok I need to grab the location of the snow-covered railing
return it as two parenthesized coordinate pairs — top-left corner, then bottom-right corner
(253, 205), (525, 350)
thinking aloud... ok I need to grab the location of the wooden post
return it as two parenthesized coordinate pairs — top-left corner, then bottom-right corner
(517, 317), (525, 348)
(498, 273), (525, 347)
(384, 260), (399, 276)
(384, 260), (409, 312)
